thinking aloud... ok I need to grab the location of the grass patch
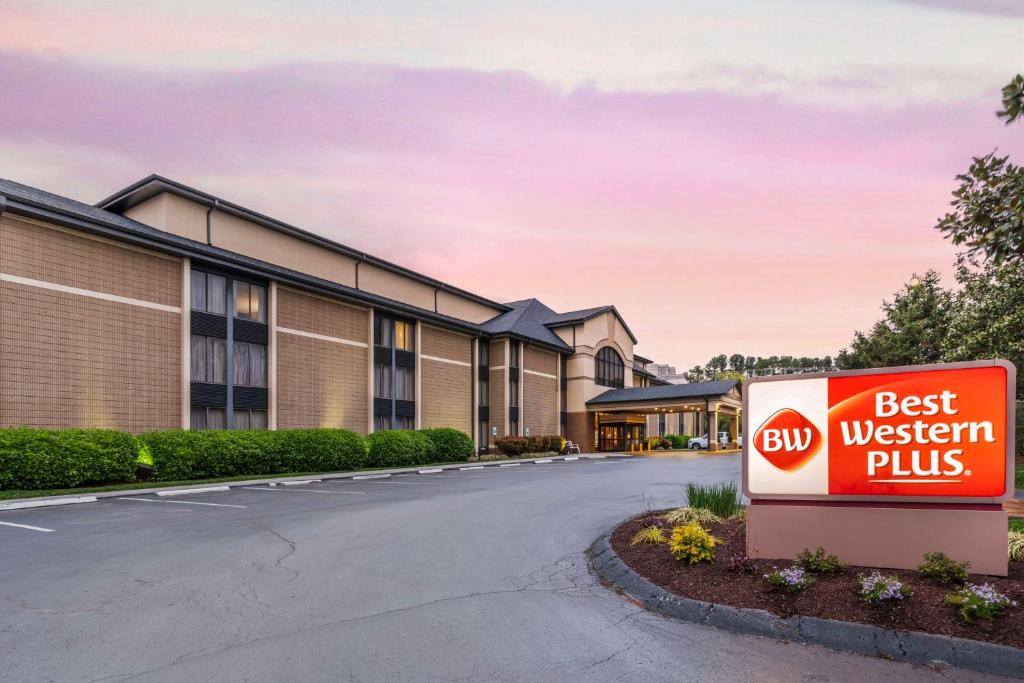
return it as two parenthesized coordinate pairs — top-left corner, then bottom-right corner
(684, 481), (742, 518)
(0, 454), (553, 501)
(1016, 465), (1023, 489)
(1011, 519), (1024, 533)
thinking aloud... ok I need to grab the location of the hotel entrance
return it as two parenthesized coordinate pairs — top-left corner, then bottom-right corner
(596, 415), (646, 452)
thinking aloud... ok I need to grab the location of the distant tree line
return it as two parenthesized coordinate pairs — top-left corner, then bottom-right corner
(684, 355), (835, 383)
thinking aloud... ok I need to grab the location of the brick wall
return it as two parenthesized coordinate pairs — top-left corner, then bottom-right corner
(488, 339), (507, 444)
(275, 287), (368, 431)
(523, 346), (558, 437)
(566, 411), (595, 453)
(0, 216), (182, 432)
(419, 326), (472, 432)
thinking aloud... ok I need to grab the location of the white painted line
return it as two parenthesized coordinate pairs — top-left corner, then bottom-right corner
(119, 497), (247, 509)
(499, 463), (521, 467)
(269, 482), (278, 487)
(281, 480), (321, 485)
(0, 520), (55, 533)
(418, 468), (443, 474)
(563, 456), (579, 461)
(459, 466), (484, 471)
(242, 487), (365, 495)
(534, 459), (553, 464)
(0, 496), (97, 511)
(353, 474), (391, 480)
(156, 486), (230, 497)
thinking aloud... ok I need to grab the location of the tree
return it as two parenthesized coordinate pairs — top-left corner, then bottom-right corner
(935, 74), (1024, 265)
(728, 354), (746, 373)
(944, 254), (1024, 398)
(836, 271), (952, 370)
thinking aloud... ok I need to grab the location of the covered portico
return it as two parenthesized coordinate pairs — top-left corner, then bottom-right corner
(585, 380), (743, 452)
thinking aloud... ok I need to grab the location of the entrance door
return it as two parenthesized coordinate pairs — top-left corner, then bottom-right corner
(597, 423), (647, 452)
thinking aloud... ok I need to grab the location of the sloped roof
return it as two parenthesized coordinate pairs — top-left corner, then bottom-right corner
(477, 299), (572, 351)
(587, 380), (740, 405)
(543, 304), (638, 344)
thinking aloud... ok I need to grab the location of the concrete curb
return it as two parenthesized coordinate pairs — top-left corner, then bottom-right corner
(588, 528), (1024, 679)
(0, 454), (633, 509)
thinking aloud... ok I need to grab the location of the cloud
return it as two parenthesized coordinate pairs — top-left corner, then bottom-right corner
(0, 52), (1020, 368)
(893, 0), (1024, 17)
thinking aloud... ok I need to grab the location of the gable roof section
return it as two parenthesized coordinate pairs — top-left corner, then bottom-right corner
(586, 380), (740, 405)
(96, 174), (510, 314)
(477, 299), (572, 351)
(543, 304), (638, 344)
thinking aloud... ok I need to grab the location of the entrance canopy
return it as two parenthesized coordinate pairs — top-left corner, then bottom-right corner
(586, 380), (742, 451)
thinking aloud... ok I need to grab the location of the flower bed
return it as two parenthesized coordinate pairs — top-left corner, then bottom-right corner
(610, 513), (1024, 649)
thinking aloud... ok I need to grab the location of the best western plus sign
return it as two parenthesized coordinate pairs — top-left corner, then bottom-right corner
(745, 361), (1014, 502)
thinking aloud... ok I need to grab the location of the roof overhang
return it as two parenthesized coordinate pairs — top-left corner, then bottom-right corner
(544, 305), (638, 344)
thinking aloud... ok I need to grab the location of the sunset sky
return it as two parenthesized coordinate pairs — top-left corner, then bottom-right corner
(2, 0), (1022, 371)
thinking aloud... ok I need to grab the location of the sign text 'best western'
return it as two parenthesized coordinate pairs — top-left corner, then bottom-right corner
(743, 361), (1015, 502)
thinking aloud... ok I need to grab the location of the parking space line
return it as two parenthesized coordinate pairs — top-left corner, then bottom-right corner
(0, 520), (54, 533)
(157, 486), (230, 496)
(118, 497), (247, 509)
(242, 487), (365, 495)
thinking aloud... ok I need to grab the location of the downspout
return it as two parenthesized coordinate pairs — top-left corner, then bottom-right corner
(0, 194), (6, 218)
(205, 199), (219, 245)
(355, 253), (366, 289)
(434, 287), (439, 313)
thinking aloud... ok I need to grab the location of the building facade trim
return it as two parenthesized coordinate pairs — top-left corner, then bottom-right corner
(277, 326), (368, 348)
(0, 272), (182, 313)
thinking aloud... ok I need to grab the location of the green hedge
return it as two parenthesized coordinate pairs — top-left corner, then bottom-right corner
(3, 425), (476, 490)
(667, 434), (690, 449)
(495, 435), (563, 456)
(140, 428), (369, 481)
(0, 428), (138, 490)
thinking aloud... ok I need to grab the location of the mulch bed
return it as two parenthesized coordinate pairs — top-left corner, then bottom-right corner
(611, 513), (1024, 649)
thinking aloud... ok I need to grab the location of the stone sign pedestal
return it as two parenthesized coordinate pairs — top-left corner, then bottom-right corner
(746, 500), (1008, 576)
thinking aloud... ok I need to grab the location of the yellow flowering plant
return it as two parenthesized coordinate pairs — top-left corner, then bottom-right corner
(669, 522), (720, 564)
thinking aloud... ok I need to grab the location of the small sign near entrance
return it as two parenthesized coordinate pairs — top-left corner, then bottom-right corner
(743, 360), (1015, 503)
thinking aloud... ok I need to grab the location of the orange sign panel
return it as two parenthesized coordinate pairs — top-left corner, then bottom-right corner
(744, 361), (1015, 502)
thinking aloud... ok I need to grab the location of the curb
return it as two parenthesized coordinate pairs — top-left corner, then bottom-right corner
(0, 453), (633, 510)
(588, 529), (1024, 679)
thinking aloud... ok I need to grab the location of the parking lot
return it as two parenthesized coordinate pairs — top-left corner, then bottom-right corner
(0, 453), (1002, 683)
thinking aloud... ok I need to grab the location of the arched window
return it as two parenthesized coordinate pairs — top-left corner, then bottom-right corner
(595, 347), (625, 388)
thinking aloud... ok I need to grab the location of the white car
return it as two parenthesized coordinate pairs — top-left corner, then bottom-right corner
(688, 432), (731, 449)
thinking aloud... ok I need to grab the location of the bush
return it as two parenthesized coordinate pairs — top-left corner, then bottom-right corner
(495, 434), (561, 457)
(141, 430), (282, 481)
(859, 572), (910, 603)
(669, 522), (720, 564)
(421, 428), (473, 462)
(0, 428), (138, 490)
(685, 481), (742, 518)
(765, 566), (813, 592)
(796, 547), (845, 574)
(366, 430), (423, 468)
(1009, 531), (1024, 563)
(667, 434), (690, 449)
(945, 583), (1016, 622)
(918, 552), (969, 585)
(630, 525), (667, 546)
(664, 506), (721, 526)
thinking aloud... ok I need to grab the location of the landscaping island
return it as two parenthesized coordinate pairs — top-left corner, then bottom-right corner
(610, 513), (1024, 650)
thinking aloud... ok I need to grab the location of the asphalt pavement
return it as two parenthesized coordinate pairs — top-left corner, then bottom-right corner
(0, 453), (1010, 682)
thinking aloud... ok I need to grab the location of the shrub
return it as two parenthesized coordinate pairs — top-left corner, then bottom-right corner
(859, 572), (910, 603)
(0, 428), (138, 490)
(917, 552), (969, 585)
(945, 583), (1017, 622)
(495, 435), (561, 456)
(141, 430), (282, 480)
(796, 547), (845, 574)
(669, 522), (720, 564)
(421, 428), (473, 462)
(664, 506), (721, 526)
(685, 481), (742, 518)
(667, 434), (690, 449)
(1009, 531), (1024, 563)
(765, 566), (813, 592)
(366, 430), (422, 468)
(630, 525), (667, 546)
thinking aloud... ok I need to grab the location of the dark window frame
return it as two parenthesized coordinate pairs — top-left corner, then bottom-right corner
(595, 347), (625, 389)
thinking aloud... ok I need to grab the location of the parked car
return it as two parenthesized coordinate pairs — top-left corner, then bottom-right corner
(688, 432), (731, 449)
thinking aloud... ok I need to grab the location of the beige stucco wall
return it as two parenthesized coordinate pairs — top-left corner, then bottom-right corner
(120, 192), (506, 326)
(555, 311), (636, 415)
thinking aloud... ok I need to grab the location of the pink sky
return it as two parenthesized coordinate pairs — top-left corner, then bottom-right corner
(1, 2), (1022, 371)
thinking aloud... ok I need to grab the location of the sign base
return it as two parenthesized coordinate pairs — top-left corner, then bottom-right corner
(746, 501), (1008, 576)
